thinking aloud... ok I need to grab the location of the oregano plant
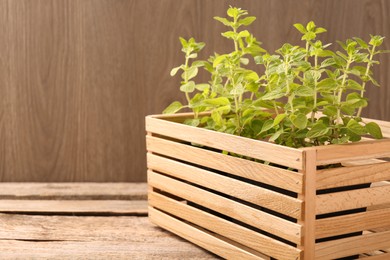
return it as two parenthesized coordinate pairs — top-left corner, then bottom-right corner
(164, 6), (389, 148)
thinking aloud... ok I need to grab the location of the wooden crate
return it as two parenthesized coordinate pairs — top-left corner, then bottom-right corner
(146, 113), (390, 259)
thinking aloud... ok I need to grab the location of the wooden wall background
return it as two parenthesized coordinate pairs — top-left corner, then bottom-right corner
(0, 0), (389, 182)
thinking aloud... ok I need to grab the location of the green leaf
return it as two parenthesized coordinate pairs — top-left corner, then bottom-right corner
(295, 85), (313, 97)
(215, 105), (231, 113)
(186, 67), (198, 80)
(317, 50), (334, 58)
(317, 78), (337, 92)
(260, 119), (274, 133)
(204, 97), (230, 106)
(273, 113), (287, 126)
(211, 110), (223, 126)
(245, 71), (259, 82)
(184, 118), (200, 127)
(188, 53), (198, 59)
(269, 129), (283, 142)
(336, 51), (348, 61)
(290, 113), (308, 129)
(238, 30), (250, 38)
(214, 16), (232, 27)
(163, 101), (184, 114)
(369, 75), (380, 87)
(213, 54), (227, 67)
(251, 119), (263, 133)
(180, 81), (195, 93)
(344, 92), (368, 108)
(307, 123), (330, 138)
(240, 57), (249, 65)
(346, 79), (363, 90)
(230, 84), (245, 95)
(239, 16), (256, 26)
(261, 88), (285, 100)
(227, 7), (237, 18)
(306, 21), (316, 31)
(366, 122), (383, 139)
(293, 23), (306, 34)
(353, 37), (368, 48)
(179, 37), (187, 48)
(221, 31), (236, 39)
(347, 119), (366, 135)
(369, 35), (384, 47)
(195, 83), (210, 91)
(170, 66), (181, 76)
(323, 106), (337, 117)
(302, 31), (316, 41)
(320, 58), (336, 68)
(315, 27), (327, 34)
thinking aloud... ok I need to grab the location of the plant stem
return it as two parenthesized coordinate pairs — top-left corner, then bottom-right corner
(356, 45), (376, 117)
(336, 58), (352, 124)
(311, 54), (318, 123)
(284, 57), (294, 113)
(184, 52), (191, 103)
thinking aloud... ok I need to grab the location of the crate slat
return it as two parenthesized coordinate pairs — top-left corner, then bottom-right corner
(363, 253), (390, 260)
(148, 171), (302, 244)
(315, 208), (390, 239)
(306, 139), (390, 166)
(146, 135), (303, 193)
(316, 162), (390, 190)
(149, 207), (269, 260)
(316, 184), (390, 215)
(149, 192), (301, 260)
(315, 230), (390, 260)
(146, 116), (304, 170)
(147, 153), (302, 219)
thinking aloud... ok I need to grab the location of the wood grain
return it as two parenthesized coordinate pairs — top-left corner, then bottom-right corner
(146, 116), (304, 169)
(146, 135), (303, 193)
(147, 153), (302, 219)
(148, 170), (302, 244)
(316, 184), (390, 215)
(149, 191), (300, 260)
(149, 207), (268, 260)
(315, 230), (390, 260)
(0, 214), (216, 259)
(1, 0), (389, 181)
(0, 200), (147, 215)
(0, 182), (147, 200)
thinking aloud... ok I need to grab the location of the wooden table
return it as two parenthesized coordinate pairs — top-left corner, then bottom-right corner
(0, 183), (218, 259)
(1, 183), (386, 259)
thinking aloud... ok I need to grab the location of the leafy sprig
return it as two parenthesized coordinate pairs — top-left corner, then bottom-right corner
(165, 6), (388, 148)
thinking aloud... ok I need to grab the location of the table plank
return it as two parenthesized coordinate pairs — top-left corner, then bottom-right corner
(0, 183), (147, 200)
(0, 200), (147, 215)
(0, 214), (217, 259)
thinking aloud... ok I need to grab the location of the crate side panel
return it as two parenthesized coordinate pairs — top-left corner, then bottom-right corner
(316, 184), (390, 215)
(316, 162), (390, 190)
(146, 135), (303, 193)
(315, 207), (390, 239)
(149, 192), (301, 260)
(147, 153), (302, 219)
(149, 207), (270, 260)
(146, 116), (304, 170)
(309, 139), (390, 166)
(315, 230), (390, 260)
(363, 253), (390, 260)
(147, 171), (302, 244)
